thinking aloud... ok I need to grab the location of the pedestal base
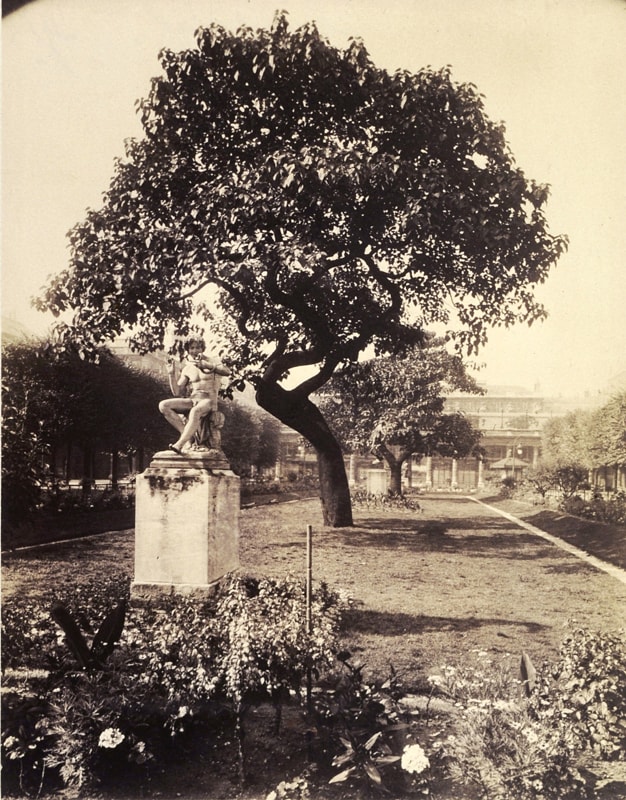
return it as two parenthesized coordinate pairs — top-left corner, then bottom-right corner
(131, 450), (239, 599)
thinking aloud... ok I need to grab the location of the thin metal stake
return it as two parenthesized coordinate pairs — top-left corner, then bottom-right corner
(305, 523), (313, 709)
(306, 524), (313, 633)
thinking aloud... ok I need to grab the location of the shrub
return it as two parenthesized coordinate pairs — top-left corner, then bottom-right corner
(560, 491), (626, 525)
(309, 655), (431, 795)
(241, 479), (283, 497)
(430, 651), (592, 799)
(351, 490), (421, 511)
(530, 626), (626, 761)
(499, 475), (517, 498)
(1, 573), (345, 795)
(560, 495), (588, 518)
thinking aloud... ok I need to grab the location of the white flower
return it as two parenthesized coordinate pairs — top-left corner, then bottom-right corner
(3, 736), (19, 749)
(177, 705), (189, 718)
(98, 727), (125, 749)
(493, 699), (516, 712)
(401, 743), (430, 775)
(524, 727), (539, 744)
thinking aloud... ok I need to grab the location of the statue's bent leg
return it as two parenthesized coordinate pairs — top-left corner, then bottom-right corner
(159, 398), (187, 434)
(172, 400), (212, 451)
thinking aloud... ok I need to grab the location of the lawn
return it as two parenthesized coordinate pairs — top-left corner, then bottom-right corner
(2, 494), (625, 799)
(3, 494), (625, 683)
(238, 495), (626, 683)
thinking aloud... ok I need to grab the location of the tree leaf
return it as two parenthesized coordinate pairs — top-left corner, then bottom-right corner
(329, 766), (356, 784)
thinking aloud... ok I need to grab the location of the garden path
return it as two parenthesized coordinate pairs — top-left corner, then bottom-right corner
(471, 497), (626, 585)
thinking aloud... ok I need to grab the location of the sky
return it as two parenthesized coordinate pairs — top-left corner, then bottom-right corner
(2, 0), (625, 397)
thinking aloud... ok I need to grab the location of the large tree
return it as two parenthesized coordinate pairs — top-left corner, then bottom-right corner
(38, 13), (567, 526)
(318, 341), (483, 493)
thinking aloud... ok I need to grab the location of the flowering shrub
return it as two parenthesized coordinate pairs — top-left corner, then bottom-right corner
(560, 491), (626, 525)
(1, 573), (345, 795)
(530, 626), (626, 760)
(429, 649), (602, 799)
(266, 772), (313, 800)
(124, 575), (343, 716)
(41, 664), (158, 789)
(401, 742), (430, 774)
(309, 655), (431, 795)
(351, 490), (422, 511)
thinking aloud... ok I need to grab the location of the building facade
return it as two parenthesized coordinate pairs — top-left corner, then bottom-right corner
(271, 382), (620, 492)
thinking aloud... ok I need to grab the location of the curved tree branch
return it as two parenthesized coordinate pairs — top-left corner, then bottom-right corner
(291, 353), (342, 398)
(179, 276), (214, 301)
(264, 255), (335, 349)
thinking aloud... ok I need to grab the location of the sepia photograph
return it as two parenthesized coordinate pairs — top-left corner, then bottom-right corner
(2, 1), (625, 797)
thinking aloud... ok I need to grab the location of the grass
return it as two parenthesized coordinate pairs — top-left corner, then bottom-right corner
(3, 493), (625, 686)
(485, 495), (626, 570)
(238, 495), (626, 684)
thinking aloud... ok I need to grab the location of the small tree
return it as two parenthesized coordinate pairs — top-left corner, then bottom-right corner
(550, 463), (589, 499)
(524, 464), (554, 503)
(2, 341), (78, 521)
(318, 341), (482, 493)
(37, 14), (567, 525)
(253, 411), (282, 474)
(591, 391), (626, 489)
(221, 401), (262, 475)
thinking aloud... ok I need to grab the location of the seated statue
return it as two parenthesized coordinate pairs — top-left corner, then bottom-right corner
(158, 336), (230, 455)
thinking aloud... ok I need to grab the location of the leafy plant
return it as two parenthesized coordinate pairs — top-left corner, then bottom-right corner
(430, 651), (592, 799)
(1, 682), (58, 797)
(309, 654), (419, 794)
(530, 626), (626, 760)
(330, 729), (401, 788)
(51, 599), (126, 669)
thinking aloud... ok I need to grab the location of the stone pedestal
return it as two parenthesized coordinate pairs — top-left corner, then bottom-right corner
(132, 450), (239, 599)
(366, 468), (388, 494)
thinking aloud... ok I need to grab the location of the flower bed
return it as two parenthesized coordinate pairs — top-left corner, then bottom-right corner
(2, 567), (625, 799)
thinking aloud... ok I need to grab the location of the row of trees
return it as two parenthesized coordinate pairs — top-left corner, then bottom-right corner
(36, 13), (567, 526)
(526, 391), (626, 499)
(1, 340), (280, 524)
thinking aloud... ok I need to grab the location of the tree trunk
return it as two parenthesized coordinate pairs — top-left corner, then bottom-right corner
(64, 441), (72, 481)
(82, 446), (93, 497)
(378, 445), (408, 495)
(388, 460), (403, 495)
(255, 380), (353, 527)
(110, 451), (119, 491)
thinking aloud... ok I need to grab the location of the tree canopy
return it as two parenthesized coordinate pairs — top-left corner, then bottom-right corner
(317, 340), (482, 492)
(543, 392), (626, 473)
(1, 341), (170, 521)
(221, 401), (282, 476)
(37, 13), (567, 525)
